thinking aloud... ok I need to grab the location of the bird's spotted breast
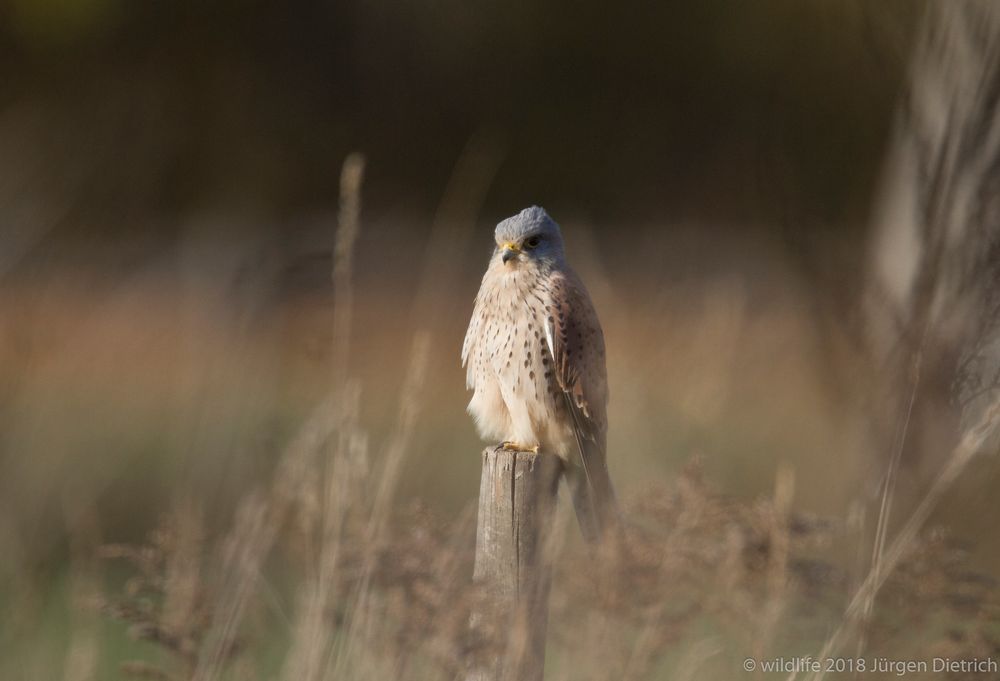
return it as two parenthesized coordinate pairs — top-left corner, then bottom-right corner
(473, 273), (558, 417)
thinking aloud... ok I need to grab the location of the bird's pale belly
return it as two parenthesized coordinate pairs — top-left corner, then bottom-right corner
(470, 304), (574, 456)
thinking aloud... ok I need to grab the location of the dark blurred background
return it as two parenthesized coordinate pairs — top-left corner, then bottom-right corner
(1, 0), (916, 242)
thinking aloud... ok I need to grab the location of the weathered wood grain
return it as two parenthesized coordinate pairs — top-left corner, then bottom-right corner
(467, 446), (561, 681)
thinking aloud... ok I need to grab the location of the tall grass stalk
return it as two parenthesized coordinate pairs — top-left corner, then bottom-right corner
(794, 398), (1000, 681)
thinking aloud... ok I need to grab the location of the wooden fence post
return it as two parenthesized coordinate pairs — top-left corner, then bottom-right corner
(467, 446), (562, 681)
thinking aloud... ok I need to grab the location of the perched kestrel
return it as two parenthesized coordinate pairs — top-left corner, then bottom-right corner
(462, 206), (618, 541)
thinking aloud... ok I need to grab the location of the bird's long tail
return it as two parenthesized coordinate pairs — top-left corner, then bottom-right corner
(563, 395), (621, 543)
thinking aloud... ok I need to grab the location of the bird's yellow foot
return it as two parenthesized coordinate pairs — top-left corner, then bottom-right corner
(501, 441), (540, 453)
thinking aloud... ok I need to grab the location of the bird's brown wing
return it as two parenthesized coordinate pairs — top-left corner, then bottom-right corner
(543, 271), (619, 542)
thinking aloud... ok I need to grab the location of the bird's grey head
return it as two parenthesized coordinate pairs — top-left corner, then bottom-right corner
(493, 206), (565, 268)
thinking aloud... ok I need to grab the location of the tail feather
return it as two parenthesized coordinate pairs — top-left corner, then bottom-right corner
(563, 393), (620, 543)
(568, 439), (620, 543)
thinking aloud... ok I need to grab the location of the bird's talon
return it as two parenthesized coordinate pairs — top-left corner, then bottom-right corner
(501, 441), (540, 453)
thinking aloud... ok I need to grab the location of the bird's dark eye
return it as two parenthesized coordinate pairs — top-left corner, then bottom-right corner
(524, 235), (542, 249)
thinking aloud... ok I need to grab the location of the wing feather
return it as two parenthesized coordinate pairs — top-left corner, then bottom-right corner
(544, 271), (619, 541)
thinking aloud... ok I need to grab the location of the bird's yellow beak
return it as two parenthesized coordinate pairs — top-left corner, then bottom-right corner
(501, 242), (520, 264)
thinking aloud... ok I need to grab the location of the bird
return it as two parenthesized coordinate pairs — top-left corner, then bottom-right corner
(462, 206), (618, 542)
